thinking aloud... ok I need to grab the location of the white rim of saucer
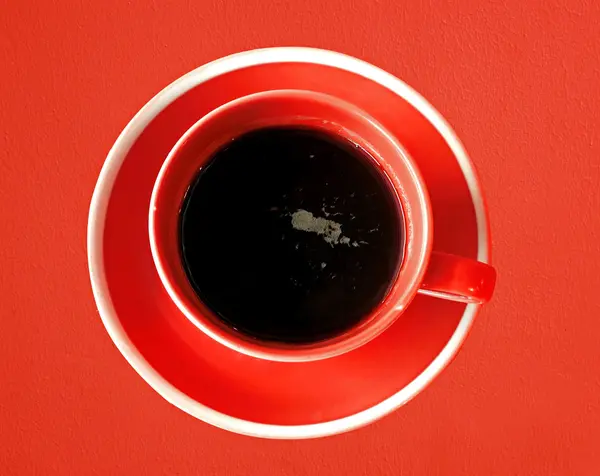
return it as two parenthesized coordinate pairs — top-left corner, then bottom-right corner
(88, 47), (490, 439)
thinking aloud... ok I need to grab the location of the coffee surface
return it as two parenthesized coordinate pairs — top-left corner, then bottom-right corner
(180, 127), (403, 343)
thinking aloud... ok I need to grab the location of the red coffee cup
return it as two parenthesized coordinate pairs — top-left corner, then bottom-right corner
(149, 89), (496, 362)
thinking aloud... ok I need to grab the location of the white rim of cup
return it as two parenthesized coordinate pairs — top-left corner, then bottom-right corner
(87, 47), (490, 439)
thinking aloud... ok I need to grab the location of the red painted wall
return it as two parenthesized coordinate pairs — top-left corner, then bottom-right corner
(1, 0), (599, 474)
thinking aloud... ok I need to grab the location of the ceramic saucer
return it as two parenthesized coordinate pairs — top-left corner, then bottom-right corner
(88, 48), (490, 439)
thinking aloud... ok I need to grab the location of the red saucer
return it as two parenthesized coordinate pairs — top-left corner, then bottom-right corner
(88, 48), (491, 438)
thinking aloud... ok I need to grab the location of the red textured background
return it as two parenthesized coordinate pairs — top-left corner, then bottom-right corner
(1, 0), (599, 474)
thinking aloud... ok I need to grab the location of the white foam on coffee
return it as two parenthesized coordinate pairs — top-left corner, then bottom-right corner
(290, 209), (365, 247)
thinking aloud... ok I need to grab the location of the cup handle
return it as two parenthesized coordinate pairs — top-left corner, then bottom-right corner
(416, 252), (496, 304)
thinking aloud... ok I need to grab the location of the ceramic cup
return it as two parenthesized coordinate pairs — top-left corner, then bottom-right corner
(148, 89), (496, 363)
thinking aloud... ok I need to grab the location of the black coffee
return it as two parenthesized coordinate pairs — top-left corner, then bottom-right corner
(179, 127), (403, 344)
